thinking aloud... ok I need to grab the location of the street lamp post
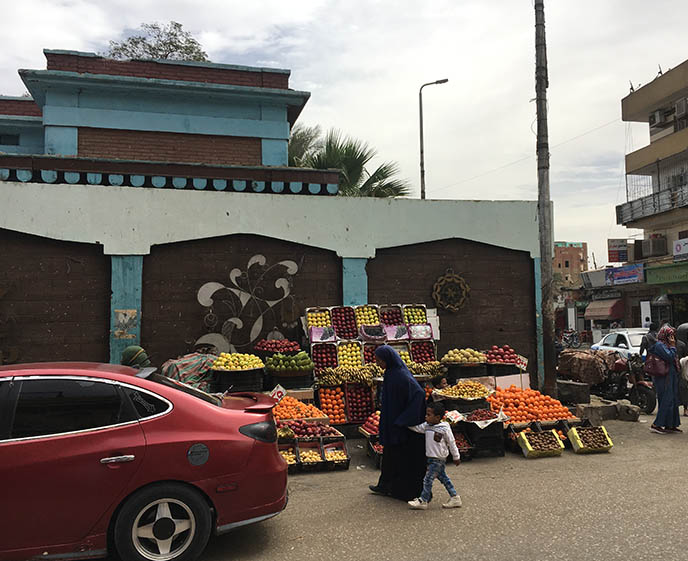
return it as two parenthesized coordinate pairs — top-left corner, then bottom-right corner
(419, 78), (448, 200)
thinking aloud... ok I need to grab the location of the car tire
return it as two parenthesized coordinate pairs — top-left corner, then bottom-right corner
(114, 483), (212, 561)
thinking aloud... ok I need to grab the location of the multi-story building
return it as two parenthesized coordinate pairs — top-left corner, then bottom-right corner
(553, 241), (588, 286)
(613, 59), (688, 328)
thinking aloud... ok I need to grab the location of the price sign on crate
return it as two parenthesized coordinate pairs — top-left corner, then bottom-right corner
(515, 355), (528, 371)
(270, 384), (287, 403)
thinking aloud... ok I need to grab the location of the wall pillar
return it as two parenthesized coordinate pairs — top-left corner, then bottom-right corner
(109, 255), (143, 364)
(44, 125), (78, 155)
(342, 258), (368, 306)
(534, 258), (545, 389)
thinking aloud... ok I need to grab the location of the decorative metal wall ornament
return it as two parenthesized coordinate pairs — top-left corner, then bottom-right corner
(432, 268), (470, 312)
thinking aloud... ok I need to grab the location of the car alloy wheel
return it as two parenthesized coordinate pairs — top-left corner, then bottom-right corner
(132, 498), (196, 561)
(114, 483), (212, 561)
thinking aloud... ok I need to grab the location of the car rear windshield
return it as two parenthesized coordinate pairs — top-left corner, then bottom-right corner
(150, 373), (221, 406)
(629, 334), (645, 347)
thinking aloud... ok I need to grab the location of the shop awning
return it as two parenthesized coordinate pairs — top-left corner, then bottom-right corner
(584, 299), (624, 320)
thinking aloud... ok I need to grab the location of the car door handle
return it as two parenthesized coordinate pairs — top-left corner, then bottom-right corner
(100, 455), (135, 464)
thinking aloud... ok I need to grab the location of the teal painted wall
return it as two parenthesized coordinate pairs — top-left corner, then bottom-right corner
(533, 258), (544, 389)
(44, 125), (77, 155)
(342, 258), (368, 306)
(262, 139), (288, 165)
(110, 255), (143, 364)
(0, 118), (44, 154)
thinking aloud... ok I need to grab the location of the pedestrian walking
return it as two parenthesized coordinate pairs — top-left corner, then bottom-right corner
(407, 402), (462, 510)
(369, 345), (427, 501)
(648, 325), (681, 434)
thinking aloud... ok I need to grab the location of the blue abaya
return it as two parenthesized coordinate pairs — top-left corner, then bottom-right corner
(650, 341), (680, 429)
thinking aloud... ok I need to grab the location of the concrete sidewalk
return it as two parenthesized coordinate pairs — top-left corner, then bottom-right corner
(204, 415), (688, 561)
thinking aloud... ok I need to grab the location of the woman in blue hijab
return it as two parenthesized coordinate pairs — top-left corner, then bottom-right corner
(369, 345), (427, 500)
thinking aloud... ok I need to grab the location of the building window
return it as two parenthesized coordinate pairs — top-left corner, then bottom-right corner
(0, 134), (19, 146)
(558, 263), (561, 268)
(679, 230), (688, 241)
(565, 260), (569, 268)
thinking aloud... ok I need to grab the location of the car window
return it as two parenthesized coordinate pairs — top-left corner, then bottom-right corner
(629, 334), (645, 347)
(602, 334), (618, 346)
(122, 387), (171, 419)
(616, 335), (629, 348)
(149, 373), (221, 406)
(10, 378), (137, 439)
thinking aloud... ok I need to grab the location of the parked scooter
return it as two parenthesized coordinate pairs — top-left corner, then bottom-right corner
(562, 329), (581, 348)
(589, 353), (656, 414)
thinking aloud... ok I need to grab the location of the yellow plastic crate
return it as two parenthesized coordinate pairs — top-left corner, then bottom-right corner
(517, 429), (564, 459)
(567, 425), (613, 454)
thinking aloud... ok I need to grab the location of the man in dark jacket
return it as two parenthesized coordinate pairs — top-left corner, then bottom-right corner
(640, 323), (658, 357)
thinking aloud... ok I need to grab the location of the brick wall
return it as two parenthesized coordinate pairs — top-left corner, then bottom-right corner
(142, 235), (341, 362)
(0, 99), (42, 116)
(78, 128), (262, 165)
(46, 52), (289, 89)
(0, 229), (110, 363)
(367, 239), (537, 382)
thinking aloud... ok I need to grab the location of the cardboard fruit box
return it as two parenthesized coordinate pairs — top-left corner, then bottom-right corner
(517, 429), (565, 459)
(567, 425), (613, 454)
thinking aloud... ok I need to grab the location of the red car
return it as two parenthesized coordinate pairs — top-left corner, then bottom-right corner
(0, 363), (287, 561)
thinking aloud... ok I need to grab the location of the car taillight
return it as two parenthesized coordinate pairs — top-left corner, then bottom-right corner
(239, 420), (277, 443)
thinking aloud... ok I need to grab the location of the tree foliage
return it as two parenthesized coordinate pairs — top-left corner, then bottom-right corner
(107, 21), (208, 61)
(290, 127), (410, 198)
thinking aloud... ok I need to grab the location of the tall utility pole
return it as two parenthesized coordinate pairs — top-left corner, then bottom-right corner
(419, 79), (449, 199)
(534, 0), (556, 395)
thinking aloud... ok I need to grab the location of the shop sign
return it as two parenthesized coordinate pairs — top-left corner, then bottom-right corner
(592, 289), (621, 301)
(608, 263), (644, 285)
(646, 262), (688, 285)
(581, 269), (608, 288)
(607, 239), (628, 263)
(515, 355), (528, 371)
(673, 239), (688, 262)
(270, 384), (287, 403)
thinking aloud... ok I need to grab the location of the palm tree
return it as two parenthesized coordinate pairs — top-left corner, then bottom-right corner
(289, 127), (410, 198)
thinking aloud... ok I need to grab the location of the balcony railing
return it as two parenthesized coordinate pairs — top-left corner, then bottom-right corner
(617, 184), (688, 224)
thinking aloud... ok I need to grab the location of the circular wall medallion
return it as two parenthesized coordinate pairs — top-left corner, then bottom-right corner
(432, 268), (470, 313)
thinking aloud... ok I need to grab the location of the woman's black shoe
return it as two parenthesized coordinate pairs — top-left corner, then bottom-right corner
(369, 485), (389, 495)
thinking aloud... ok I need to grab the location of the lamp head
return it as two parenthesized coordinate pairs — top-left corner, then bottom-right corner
(436, 78), (449, 84)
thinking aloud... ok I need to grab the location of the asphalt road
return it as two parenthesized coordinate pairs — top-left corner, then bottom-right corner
(203, 415), (688, 561)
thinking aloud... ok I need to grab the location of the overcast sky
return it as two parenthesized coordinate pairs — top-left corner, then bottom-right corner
(3, 0), (687, 267)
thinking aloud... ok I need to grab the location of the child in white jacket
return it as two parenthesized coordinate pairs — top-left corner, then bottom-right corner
(407, 401), (462, 509)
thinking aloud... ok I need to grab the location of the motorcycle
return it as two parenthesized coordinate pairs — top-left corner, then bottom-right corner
(589, 353), (656, 414)
(562, 329), (581, 349)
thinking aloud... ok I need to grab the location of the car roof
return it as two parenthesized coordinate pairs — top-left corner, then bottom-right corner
(0, 362), (138, 378)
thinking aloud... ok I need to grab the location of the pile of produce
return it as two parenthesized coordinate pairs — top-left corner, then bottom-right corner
(398, 349), (413, 366)
(485, 345), (518, 364)
(273, 395), (325, 420)
(424, 385), (434, 400)
(454, 433), (471, 450)
(487, 385), (574, 424)
(576, 427), (610, 449)
(465, 409), (498, 422)
(300, 449), (323, 463)
(265, 351), (313, 372)
(441, 348), (486, 364)
(404, 306), (427, 324)
(332, 306), (358, 339)
(524, 431), (561, 451)
(316, 364), (381, 386)
(346, 384), (374, 422)
(380, 307), (403, 325)
(324, 449), (348, 462)
(371, 442), (384, 454)
(361, 411), (380, 435)
(364, 344), (381, 364)
(312, 344), (338, 369)
(409, 361), (444, 378)
(212, 353), (264, 371)
(435, 380), (490, 399)
(279, 448), (297, 465)
(254, 339), (300, 353)
(355, 305), (380, 327)
(276, 420), (342, 439)
(411, 341), (435, 363)
(338, 341), (363, 367)
(318, 387), (346, 424)
(307, 310), (331, 328)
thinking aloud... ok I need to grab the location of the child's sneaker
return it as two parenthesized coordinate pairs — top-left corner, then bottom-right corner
(408, 498), (428, 510)
(442, 495), (462, 508)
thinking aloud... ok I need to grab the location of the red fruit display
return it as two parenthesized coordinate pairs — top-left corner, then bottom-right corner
(331, 306), (358, 339)
(465, 409), (498, 422)
(254, 339), (300, 353)
(372, 442), (384, 454)
(380, 307), (403, 325)
(346, 384), (374, 423)
(485, 344), (519, 364)
(276, 420), (342, 439)
(364, 344), (381, 364)
(411, 341), (435, 363)
(362, 411), (380, 435)
(312, 343), (338, 369)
